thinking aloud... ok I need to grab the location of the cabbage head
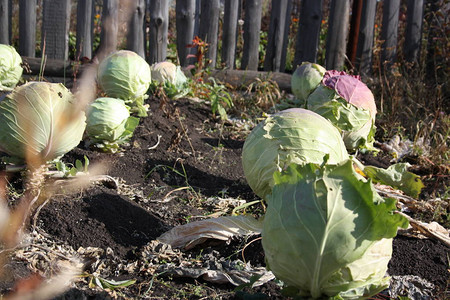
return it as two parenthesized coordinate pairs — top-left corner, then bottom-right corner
(242, 108), (348, 200)
(262, 160), (408, 299)
(150, 61), (190, 99)
(307, 71), (377, 151)
(0, 44), (23, 91)
(0, 82), (86, 162)
(291, 62), (326, 104)
(97, 50), (151, 117)
(86, 97), (140, 153)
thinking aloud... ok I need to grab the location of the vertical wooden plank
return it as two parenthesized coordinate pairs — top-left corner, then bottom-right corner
(293, 0), (323, 66)
(325, 0), (350, 70)
(19, 0), (37, 57)
(198, 0), (220, 68)
(100, 0), (119, 56)
(241, 0), (263, 70)
(404, 0), (424, 63)
(41, 0), (71, 60)
(381, 0), (400, 67)
(279, 0), (292, 72)
(148, 0), (169, 63)
(346, 0), (363, 66)
(176, 0), (196, 67)
(264, 0), (291, 72)
(355, 0), (377, 76)
(0, 0), (10, 44)
(127, 0), (146, 57)
(76, 0), (94, 60)
(222, 0), (239, 69)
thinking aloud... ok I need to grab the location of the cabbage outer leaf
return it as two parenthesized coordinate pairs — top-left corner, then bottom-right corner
(363, 163), (424, 198)
(0, 82), (86, 161)
(242, 108), (349, 200)
(262, 160), (408, 299)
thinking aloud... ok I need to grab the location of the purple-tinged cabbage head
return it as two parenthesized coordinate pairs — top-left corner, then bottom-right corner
(307, 70), (377, 151)
(242, 108), (349, 200)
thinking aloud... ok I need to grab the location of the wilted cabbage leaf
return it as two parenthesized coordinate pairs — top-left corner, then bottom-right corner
(262, 160), (408, 299)
(0, 82), (86, 162)
(242, 108), (348, 200)
(0, 44), (23, 91)
(97, 50), (151, 117)
(86, 97), (139, 153)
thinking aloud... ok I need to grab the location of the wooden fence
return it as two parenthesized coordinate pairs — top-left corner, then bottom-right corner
(0, 0), (440, 77)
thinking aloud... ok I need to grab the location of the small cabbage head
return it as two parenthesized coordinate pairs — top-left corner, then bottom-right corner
(0, 44), (23, 91)
(150, 61), (190, 99)
(0, 82), (86, 162)
(307, 70), (377, 151)
(242, 108), (348, 200)
(86, 97), (140, 153)
(262, 160), (408, 299)
(291, 62), (326, 104)
(97, 50), (151, 116)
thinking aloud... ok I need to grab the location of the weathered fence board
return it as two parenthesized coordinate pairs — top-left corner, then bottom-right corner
(404, 0), (424, 63)
(199, 0), (220, 68)
(264, 0), (291, 72)
(99, 0), (119, 57)
(176, 0), (196, 67)
(280, 0), (293, 72)
(355, 0), (378, 76)
(325, 0), (350, 70)
(293, 0), (323, 66)
(381, 0), (401, 68)
(148, 0), (169, 64)
(42, 0), (71, 60)
(241, 0), (263, 70)
(221, 0), (239, 69)
(19, 0), (37, 57)
(127, 0), (146, 58)
(347, 0), (363, 66)
(76, 0), (94, 60)
(0, 0), (11, 44)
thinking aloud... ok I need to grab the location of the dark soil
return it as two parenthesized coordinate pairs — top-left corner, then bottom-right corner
(2, 96), (449, 299)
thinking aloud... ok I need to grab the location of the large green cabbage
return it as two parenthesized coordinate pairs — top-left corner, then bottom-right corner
(97, 50), (151, 117)
(262, 160), (408, 299)
(0, 44), (23, 91)
(242, 108), (349, 200)
(0, 82), (86, 162)
(307, 71), (377, 151)
(86, 97), (139, 153)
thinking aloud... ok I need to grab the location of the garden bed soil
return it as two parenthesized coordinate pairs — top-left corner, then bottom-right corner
(2, 96), (449, 299)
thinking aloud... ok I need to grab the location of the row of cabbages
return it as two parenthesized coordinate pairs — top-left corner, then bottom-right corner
(241, 63), (415, 298)
(0, 46), (189, 162)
